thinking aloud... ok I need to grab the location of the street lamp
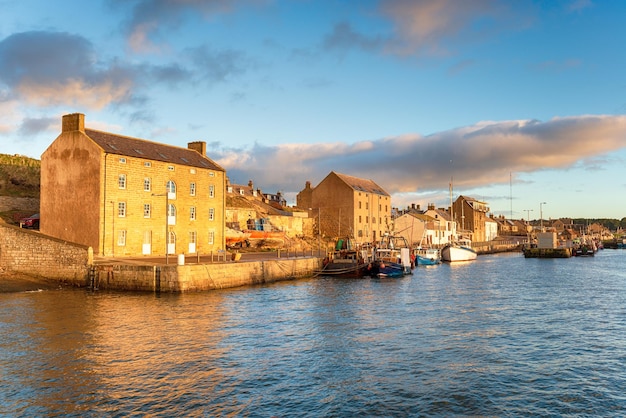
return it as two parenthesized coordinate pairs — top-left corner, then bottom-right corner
(524, 209), (533, 246)
(153, 191), (169, 264)
(540, 202), (547, 232)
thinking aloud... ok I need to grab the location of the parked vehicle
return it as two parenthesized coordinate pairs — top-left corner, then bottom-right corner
(20, 213), (40, 229)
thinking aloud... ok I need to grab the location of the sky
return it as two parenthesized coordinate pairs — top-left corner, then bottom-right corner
(1, 0), (626, 221)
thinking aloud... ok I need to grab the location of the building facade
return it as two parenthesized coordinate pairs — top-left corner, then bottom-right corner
(303, 171), (391, 244)
(452, 195), (490, 242)
(41, 113), (226, 257)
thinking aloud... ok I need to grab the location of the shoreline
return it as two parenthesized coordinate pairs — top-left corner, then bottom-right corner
(0, 271), (66, 293)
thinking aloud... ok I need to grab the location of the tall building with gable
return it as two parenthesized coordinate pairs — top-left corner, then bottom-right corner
(41, 113), (226, 257)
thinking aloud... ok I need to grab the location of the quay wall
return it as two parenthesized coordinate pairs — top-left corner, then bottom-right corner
(0, 221), (92, 286)
(91, 257), (322, 292)
(473, 240), (522, 255)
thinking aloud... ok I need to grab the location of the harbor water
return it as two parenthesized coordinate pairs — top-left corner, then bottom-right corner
(1, 250), (625, 416)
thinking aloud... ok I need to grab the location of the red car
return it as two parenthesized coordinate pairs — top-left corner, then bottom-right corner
(20, 213), (40, 229)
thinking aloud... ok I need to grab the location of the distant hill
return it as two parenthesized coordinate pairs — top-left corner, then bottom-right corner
(0, 154), (41, 224)
(0, 154), (40, 198)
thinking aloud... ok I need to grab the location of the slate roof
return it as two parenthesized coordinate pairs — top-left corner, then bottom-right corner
(334, 172), (389, 196)
(85, 129), (224, 172)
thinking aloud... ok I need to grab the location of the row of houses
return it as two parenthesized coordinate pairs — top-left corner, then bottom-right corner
(39, 113), (610, 258)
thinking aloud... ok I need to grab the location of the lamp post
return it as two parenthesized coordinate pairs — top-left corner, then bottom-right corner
(153, 191), (169, 264)
(524, 209), (533, 246)
(540, 202), (547, 232)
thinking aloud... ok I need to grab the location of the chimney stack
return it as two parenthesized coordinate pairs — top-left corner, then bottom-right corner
(62, 113), (85, 133)
(188, 141), (207, 156)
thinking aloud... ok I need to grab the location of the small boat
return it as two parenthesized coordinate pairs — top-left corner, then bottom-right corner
(316, 237), (371, 277)
(415, 248), (441, 266)
(374, 235), (413, 276)
(225, 227), (251, 249)
(441, 240), (477, 262)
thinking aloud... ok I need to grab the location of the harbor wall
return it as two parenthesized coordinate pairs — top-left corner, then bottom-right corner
(90, 257), (321, 292)
(473, 239), (523, 255)
(0, 221), (92, 285)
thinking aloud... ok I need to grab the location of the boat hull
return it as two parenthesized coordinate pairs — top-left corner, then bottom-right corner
(441, 245), (477, 262)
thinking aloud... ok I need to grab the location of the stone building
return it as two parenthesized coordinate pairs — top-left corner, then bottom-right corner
(40, 113), (226, 257)
(452, 195), (490, 242)
(299, 171), (391, 244)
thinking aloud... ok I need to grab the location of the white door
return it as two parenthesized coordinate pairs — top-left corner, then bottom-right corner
(188, 231), (196, 254)
(167, 231), (176, 255)
(142, 231), (151, 255)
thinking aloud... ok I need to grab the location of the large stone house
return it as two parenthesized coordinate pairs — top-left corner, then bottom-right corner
(297, 171), (391, 244)
(40, 113), (226, 257)
(452, 195), (490, 242)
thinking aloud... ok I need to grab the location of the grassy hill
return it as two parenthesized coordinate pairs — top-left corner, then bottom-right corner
(0, 154), (40, 198)
(0, 154), (41, 224)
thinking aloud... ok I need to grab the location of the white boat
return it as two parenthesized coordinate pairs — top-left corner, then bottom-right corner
(441, 240), (477, 262)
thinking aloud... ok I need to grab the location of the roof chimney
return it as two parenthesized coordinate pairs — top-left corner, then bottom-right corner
(62, 113), (85, 133)
(188, 141), (206, 156)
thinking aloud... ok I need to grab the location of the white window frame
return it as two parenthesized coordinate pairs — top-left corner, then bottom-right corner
(118, 202), (126, 217)
(144, 177), (151, 192)
(208, 229), (215, 245)
(118, 174), (126, 189)
(190, 182), (196, 196)
(209, 208), (215, 221)
(190, 206), (196, 221)
(144, 203), (151, 218)
(209, 184), (215, 198)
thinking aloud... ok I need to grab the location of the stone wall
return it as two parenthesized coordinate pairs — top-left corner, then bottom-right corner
(91, 257), (321, 292)
(0, 221), (92, 285)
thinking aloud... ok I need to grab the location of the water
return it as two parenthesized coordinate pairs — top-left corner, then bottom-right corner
(1, 251), (625, 416)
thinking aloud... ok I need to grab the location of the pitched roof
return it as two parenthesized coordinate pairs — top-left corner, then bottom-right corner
(85, 129), (224, 171)
(333, 172), (389, 196)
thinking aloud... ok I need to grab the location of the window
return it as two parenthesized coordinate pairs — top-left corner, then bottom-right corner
(168, 165), (174, 171)
(144, 177), (151, 192)
(117, 230), (126, 246)
(167, 180), (176, 199)
(190, 168), (196, 174)
(359, 201), (362, 209)
(190, 206), (196, 220)
(144, 204), (151, 218)
(144, 161), (151, 167)
(373, 217), (376, 224)
(208, 229), (215, 244)
(209, 185), (215, 198)
(190, 182), (196, 196)
(119, 158), (126, 163)
(118, 202), (126, 217)
(359, 215), (362, 223)
(209, 172), (215, 177)
(118, 174), (126, 189)
(366, 202), (369, 210)
(209, 208), (215, 221)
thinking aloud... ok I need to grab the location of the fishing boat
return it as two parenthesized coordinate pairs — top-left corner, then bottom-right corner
(441, 239), (477, 262)
(415, 248), (441, 265)
(373, 234), (413, 276)
(316, 237), (371, 277)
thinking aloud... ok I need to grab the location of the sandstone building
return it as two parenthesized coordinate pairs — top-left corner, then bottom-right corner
(40, 113), (226, 257)
(298, 171), (391, 244)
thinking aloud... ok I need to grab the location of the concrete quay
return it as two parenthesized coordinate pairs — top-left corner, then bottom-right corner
(90, 251), (323, 293)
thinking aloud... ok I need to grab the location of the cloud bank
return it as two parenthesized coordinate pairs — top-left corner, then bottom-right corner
(217, 115), (626, 197)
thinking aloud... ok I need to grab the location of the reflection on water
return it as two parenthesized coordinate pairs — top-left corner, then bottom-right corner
(1, 251), (625, 416)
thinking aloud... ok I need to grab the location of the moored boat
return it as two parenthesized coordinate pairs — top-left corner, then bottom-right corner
(415, 248), (441, 266)
(441, 240), (477, 262)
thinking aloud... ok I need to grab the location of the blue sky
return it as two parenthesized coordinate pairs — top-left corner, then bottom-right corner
(1, 0), (625, 220)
